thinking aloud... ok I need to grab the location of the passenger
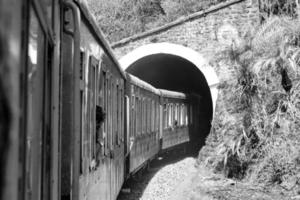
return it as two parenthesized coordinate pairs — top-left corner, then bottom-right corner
(96, 105), (105, 165)
(174, 120), (178, 127)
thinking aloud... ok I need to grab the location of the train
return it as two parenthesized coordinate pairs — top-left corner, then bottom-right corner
(0, 0), (202, 200)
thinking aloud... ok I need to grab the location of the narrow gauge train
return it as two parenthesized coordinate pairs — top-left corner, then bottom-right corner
(0, 0), (201, 200)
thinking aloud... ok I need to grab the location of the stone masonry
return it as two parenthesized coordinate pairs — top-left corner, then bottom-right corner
(112, 0), (260, 61)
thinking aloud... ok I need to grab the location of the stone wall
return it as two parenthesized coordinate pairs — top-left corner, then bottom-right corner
(112, 0), (260, 61)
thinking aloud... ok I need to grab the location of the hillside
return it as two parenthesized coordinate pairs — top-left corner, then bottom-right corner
(198, 16), (300, 195)
(86, 0), (227, 42)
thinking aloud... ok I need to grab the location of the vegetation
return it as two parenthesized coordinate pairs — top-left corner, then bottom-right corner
(199, 17), (300, 191)
(86, 0), (227, 42)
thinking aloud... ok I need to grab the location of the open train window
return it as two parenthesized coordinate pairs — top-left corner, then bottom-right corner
(80, 50), (85, 80)
(79, 50), (86, 174)
(174, 104), (178, 126)
(89, 56), (98, 161)
(97, 70), (106, 157)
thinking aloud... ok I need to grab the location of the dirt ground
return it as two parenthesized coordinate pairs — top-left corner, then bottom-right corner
(171, 165), (300, 200)
(118, 156), (300, 200)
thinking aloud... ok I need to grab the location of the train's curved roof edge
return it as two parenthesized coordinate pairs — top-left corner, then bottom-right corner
(126, 73), (161, 95)
(159, 89), (186, 99)
(75, 0), (127, 79)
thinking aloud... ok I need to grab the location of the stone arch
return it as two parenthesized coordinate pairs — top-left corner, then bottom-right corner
(119, 43), (219, 150)
(120, 43), (219, 111)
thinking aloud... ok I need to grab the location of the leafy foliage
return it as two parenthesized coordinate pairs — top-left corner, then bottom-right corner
(259, 0), (298, 21)
(199, 17), (300, 189)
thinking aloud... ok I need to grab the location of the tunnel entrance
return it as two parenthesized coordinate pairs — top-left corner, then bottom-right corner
(119, 43), (219, 151)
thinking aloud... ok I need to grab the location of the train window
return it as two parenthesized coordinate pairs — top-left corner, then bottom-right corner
(109, 79), (116, 150)
(132, 95), (136, 137)
(142, 98), (147, 134)
(121, 87), (124, 143)
(185, 105), (188, 125)
(26, 7), (46, 199)
(168, 104), (172, 127)
(136, 97), (139, 135)
(80, 51), (85, 80)
(149, 99), (152, 133)
(139, 97), (142, 135)
(80, 90), (84, 174)
(98, 70), (106, 157)
(147, 99), (150, 133)
(104, 76), (109, 156)
(115, 83), (118, 145)
(130, 92), (134, 137)
(146, 98), (148, 134)
(156, 102), (160, 131)
(144, 98), (146, 134)
(89, 56), (98, 160)
(151, 100), (155, 132)
(178, 104), (182, 126)
(116, 83), (119, 145)
(174, 104), (178, 126)
(163, 104), (167, 129)
(180, 104), (183, 126)
(134, 93), (137, 137)
(141, 97), (144, 134)
(135, 96), (138, 136)
(119, 85), (123, 145)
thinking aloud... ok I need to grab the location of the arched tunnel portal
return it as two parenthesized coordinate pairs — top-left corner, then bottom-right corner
(119, 43), (219, 152)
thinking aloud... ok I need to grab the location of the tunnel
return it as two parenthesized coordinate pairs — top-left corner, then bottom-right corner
(119, 43), (219, 152)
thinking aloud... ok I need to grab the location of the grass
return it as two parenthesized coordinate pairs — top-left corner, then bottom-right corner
(86, 0), (228, 42)
(199, 17), (300, 190)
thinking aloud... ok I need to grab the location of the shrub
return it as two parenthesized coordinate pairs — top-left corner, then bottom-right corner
(200, 17), (300, 185)
(87, 0), (228, 42)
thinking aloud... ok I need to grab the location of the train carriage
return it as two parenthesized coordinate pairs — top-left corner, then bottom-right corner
(160, 89), (190, 150)
(0, 1), (205, 200)
(61, 1), (126, 200)
(125, 74), (161, 175)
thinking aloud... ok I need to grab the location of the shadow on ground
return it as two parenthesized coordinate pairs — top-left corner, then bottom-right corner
(117, 150), (196, 200)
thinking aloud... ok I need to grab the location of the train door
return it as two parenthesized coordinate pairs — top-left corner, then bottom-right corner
(98, 67), (111, 200)
(22, 1), (55, 200)
(111, 79), (125, 200)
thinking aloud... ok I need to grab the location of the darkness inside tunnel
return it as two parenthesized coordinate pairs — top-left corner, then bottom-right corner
(126, 53), (213, 152)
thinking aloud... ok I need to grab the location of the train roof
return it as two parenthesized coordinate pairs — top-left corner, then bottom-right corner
(126, 73), (161, 95)
(159, 89), (186, 99)
(75, 0), (126, 79)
